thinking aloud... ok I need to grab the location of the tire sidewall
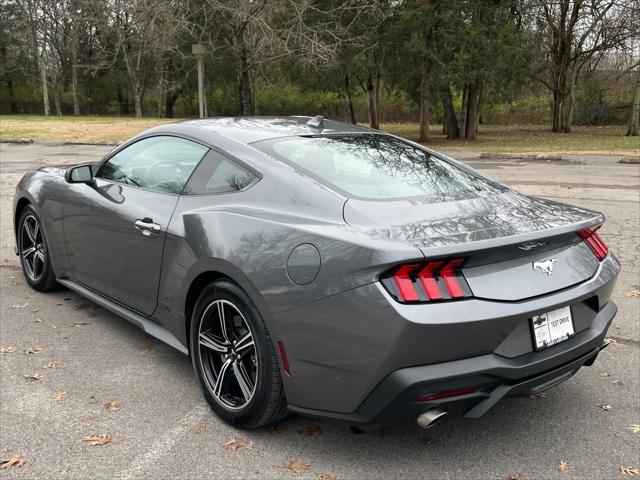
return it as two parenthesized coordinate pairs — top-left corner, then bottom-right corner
(18, 206), (55, 290)
(189, 280), (278, 428)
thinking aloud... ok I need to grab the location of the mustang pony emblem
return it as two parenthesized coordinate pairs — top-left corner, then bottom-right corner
(532, 258), (558, 275)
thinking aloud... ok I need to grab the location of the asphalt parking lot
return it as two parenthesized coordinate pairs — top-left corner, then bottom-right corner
(0, 141), (638, 479)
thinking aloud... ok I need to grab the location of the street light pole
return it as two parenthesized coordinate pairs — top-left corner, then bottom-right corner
(192, 44), (207, 118)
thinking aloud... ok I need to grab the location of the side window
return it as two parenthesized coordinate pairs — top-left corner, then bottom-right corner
(183, 150), (258, 195)
(98, 136), (209, 194)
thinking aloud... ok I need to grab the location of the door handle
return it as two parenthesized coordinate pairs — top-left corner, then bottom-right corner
(134, 218), (161, 236)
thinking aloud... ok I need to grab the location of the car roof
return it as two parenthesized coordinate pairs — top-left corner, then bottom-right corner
(180, 116), (376, 144)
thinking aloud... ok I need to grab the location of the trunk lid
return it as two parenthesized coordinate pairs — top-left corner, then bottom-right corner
(344, 189), (604, 301)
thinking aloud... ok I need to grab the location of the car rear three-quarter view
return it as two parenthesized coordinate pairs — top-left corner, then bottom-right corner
(13, 117), (620, 430)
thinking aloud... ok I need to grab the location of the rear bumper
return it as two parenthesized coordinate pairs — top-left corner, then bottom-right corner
(288, 300), (616, 424)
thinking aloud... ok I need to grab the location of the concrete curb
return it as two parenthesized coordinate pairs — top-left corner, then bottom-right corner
(619, 156), (640, 164)
(0, 138), (34, 144)
(63, 140), (120, 146)
(479, 152), (563, 161)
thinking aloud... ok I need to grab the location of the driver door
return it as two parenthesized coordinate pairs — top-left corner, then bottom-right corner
(63, 135), (208, 315)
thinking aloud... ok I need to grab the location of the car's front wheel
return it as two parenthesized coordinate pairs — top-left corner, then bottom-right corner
(189, 280), (288, 429)
(17, 205), (58, 292)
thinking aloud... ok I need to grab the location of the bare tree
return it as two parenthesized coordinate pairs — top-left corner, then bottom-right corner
(535, 0), (636, 132)
(105, 0), (184, 117)
(14, 0), (50, 115)
(186, 0), (350, 116)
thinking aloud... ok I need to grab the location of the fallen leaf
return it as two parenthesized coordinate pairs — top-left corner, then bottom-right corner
(141, 335), (153, 354)
(620, 466), (640, 476)
(12, 303), (28, 309)
(298, 425), (321, 436)
(43, 361), (60, 369)
(629, 425), (640, 434)
(104, 400), (120, 412)
(51, 325), (59, 329)
(606, 338), (623, 348)
(0, 346), (16, 355)
(378, 427), (392, 439)
(54, 391), (67, 401)
(624, 290), (640, 297)
(597, 404), (612, 411)
(33, 319), (42, 323)
(71, 322), (91, 327)
(24, 373), (42, 380)
(271, 424), (287, 436)
(224, 437), (254, 452)
(350, 426), (365, 435)
(0, 455), (27, 470)
(84, 433), (112, 446)
(87, 395), (99, 404)
(283, 459), (311, 474)
(612, 379), (624, 385)
(80, 415), (96, 423)
(601, 372), (612, 377)
(73, 303), (91, 310)
(529, 393), (547, 399)
(558, 461), (568, 472)
(23, 347), (41, 354)
(320, 474), (336, 480)
(192, 425), (204, 434)
(31, 308), (39, 313)
(507, 474), (524, 480)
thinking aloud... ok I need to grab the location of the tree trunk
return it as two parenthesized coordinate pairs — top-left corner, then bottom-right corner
(134, 89), (142, 117)
(441, 86), (460, 140)
(418, 60), (430, 142)
(465, 81), (481, 140)
(366, 73), (379, 129)
(238, 47), (254, 115)
(475, 80), (484, 136)
(563, 60), (580, 133)
(117, 86), (130, 115)
(460, 83), (469, 137)
(7, 79), (18, 113)
(71, 39), (79, 114)
(165, 92), (178, 118)
(344, 74), (356, 124)
(626, 71), (640, 137)
(38, 57), (50, 116)
(51, 70), (62, 116)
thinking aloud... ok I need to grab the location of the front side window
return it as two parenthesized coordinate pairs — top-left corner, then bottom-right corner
(183, 150), (258, 195)
(253, 134), (492, 200)
(99, 136), (209, 194)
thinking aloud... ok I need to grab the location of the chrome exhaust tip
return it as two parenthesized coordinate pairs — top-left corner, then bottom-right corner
(417, 409), (447, 429)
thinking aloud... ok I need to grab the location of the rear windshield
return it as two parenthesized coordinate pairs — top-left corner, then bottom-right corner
(253, 134), (491, 200)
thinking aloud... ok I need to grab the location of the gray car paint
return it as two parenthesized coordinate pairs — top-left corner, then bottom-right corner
(13, 116), (619, 417)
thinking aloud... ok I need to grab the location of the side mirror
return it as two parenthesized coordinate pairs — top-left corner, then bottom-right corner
(66, 164), (94, 184)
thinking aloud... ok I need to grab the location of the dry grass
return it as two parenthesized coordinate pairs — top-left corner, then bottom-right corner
(1, 115), (638, 156)
(0, 116), (174, 143)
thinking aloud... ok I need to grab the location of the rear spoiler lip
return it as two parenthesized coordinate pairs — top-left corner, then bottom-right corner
(418, 213), (604, 259)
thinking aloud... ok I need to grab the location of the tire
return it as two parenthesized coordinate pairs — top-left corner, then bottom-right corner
(189, 280), (288, 429)
(17, 205), (59, 292)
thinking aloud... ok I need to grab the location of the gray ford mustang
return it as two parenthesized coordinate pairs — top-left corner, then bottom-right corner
(13, 116), (619, 429)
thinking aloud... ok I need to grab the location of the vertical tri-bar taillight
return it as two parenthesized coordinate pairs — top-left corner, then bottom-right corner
(577, 226), (608, 261)
(382, 259), (472, 303)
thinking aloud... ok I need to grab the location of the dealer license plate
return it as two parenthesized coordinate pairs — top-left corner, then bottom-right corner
(530, 306), (574, 350)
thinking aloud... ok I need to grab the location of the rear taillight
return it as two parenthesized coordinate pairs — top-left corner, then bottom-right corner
(578, 226), (608, 261)
(382, 259), (472, 303)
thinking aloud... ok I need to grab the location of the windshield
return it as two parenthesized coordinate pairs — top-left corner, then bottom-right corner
(253, 134), (492, 200)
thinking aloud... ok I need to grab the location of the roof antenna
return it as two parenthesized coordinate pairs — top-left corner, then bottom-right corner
(306, 115), (324, 129)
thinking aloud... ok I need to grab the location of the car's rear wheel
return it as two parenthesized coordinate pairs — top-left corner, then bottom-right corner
(189, 280), (288, 429)
(18, 206), (58, 292)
